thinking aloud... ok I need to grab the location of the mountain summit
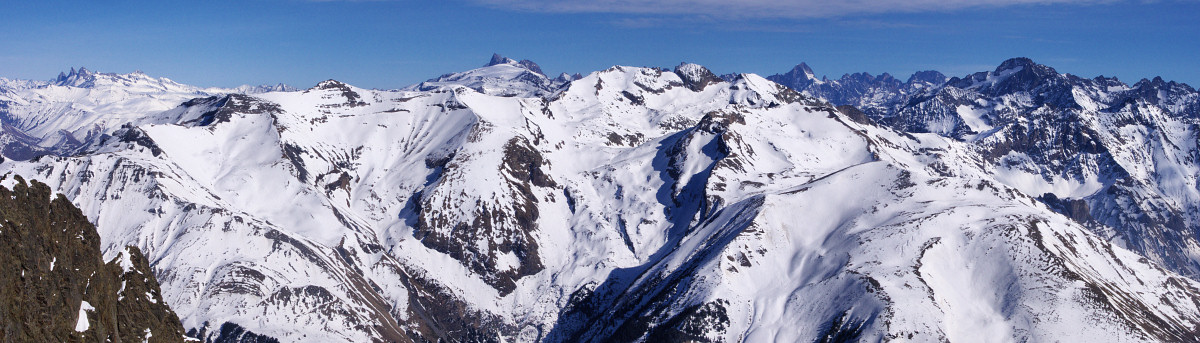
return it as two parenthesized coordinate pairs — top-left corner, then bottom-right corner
(486, 53), (546, 76)
(404, 53), (560, 97)
(53, 66), (96, 87)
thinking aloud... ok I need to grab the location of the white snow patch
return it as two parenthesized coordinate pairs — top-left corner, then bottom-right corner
(75, 301), (94, 332)
(117, 249), (135, 273)
(992, 162), (1104, 198)
(495, 251), (520, 272)
(956, 105), (992, 133)
(0, 177), (17, 190)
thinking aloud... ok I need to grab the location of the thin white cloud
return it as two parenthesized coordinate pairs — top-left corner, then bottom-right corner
(471, 0), (1118, 19)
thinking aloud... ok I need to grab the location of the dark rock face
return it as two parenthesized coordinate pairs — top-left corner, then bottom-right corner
(644, 300), (731, 342)
(907, 70), (947, 85)
(414, 136), (553, 296)
(767, 63), (819, 91)
(115, 126), (165, 157)
(187, 322), (280, 343)
(178, 94), (285, 128)
(675, 63), (723, 92)
(486, 53), (514, 67)
(0, 175), (186, 342)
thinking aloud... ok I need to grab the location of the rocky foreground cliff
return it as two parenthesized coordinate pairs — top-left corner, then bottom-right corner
(0, 175), (185, 342)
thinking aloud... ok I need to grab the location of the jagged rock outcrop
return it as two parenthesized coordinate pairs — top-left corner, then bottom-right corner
(0, 175), (185, 342)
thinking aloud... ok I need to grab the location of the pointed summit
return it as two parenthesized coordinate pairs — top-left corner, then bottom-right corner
(52, 66), (97, 87)
(486, 53), (517, 67)
(553, 72), (583, 85)
(767, 62), (822, 91)
(792, 62), (816, 79)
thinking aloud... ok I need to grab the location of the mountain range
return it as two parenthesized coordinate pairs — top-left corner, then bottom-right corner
(0, 54), (1197, 342)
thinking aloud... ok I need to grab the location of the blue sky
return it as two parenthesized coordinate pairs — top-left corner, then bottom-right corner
(0, 1), (1196, 89)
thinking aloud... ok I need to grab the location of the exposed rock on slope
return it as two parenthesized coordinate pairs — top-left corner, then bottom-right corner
(0, 175), (185, 342)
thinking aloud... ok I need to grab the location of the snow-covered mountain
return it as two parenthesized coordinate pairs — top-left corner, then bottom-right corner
(402, 54), (576, 98)
(774, 58), (1200, 282)
(0, 67), (296, 160)
(2, 57), (1200, 342)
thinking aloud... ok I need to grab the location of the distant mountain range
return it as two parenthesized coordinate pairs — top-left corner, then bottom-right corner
(0, 54), (1197, 342)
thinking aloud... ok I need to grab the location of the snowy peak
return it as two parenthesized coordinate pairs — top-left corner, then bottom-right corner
(944, 57), (1069, 98)
(486, 53), (545, 76)
(988, 57), (1064, 93)
(674, 62), (722, 92)
(405, 54), (558, 98)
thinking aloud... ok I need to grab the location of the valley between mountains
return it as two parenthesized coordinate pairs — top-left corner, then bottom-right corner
(1, 55), (1198, 342)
